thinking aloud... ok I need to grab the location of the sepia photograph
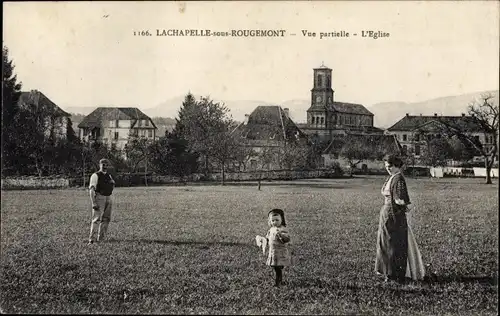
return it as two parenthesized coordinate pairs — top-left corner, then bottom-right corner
(1, 1), (499, 314)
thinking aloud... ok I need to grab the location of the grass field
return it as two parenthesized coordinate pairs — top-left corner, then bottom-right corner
(1, 176), (498, 315)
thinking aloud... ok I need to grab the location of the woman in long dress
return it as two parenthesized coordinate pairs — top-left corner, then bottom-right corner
(375, 154), (425, 283)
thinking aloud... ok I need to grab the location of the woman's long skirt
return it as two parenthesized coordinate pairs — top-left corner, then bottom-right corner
(405, 215), (426, 280)
(375, 203), (426, 281)
(375, 203), (408, 280)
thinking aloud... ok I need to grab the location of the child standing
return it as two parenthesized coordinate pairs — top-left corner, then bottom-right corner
(256, 208), (291, 287)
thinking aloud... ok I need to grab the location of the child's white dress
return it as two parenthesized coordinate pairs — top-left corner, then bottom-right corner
(265, 226), (291, 267)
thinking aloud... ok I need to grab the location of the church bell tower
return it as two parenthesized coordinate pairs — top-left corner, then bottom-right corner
(307, 63), (335, 129)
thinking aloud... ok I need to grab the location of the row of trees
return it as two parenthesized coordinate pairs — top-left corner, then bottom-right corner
(2, 46), (128, 178)
(3, 45), (498, 183)
(124, 93), (321, 184)
(3, 43), (319, 184)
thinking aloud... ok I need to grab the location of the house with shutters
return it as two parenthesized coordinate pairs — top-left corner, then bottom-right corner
(17, 90), (72, 140)
(231, 105), (310, 170)
(77, 107), (157, 150)
(385, 113), (497, 162)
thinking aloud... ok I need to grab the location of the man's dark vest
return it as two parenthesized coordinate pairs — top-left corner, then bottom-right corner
(95, 171), (114, 196)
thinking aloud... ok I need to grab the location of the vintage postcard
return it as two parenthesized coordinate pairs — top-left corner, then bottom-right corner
(2, 1), (499, 315)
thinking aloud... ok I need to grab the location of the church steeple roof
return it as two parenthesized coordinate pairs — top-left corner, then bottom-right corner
(314, 61), (331, 70)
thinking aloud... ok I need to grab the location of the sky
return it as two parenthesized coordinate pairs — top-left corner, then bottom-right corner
(3, 1), (499, 120)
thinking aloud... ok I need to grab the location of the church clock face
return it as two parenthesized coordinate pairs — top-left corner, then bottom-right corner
(316, 96), (322, 103)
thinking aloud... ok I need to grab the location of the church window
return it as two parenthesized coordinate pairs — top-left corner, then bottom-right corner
(403, 134), (407, 141)
(317, 75), (322, 87)
(326, 76), (331, 88)
(321, 117), (324, 124)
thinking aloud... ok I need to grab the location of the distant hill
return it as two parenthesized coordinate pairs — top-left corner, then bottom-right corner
(64, 106), (96, 116)
(62, 90), (499, 133)
(143, 96), (274, 122)
(367, 90), (499, 128)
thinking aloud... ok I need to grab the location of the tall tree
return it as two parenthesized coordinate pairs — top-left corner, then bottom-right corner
(172, 93), (197, 140)
(201, 99), (236, 185)
(439, 94), (499, 184)
(148, 132), (199, 178)
(1, 46), (23, 174)
(124, 134), (152, 173)
(124, 134), (154, 185)
(173, 94), (236, 183)
(14, 99), (60, 177)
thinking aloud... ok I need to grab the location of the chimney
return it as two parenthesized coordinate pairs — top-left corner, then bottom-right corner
(283, 108), (290, 117)
(244, 114), (249, 125)
(419, 113), (422, 116)
(405, 113), (409, 117)
(461, 113), (465, 117)
(434, 113), (437, 117)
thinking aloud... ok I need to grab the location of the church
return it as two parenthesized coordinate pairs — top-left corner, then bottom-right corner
(297, 64), (384, 142)
(231, 64), (396, 171)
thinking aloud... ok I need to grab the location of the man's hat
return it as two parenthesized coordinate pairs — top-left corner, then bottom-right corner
(99, 158), (111, 165)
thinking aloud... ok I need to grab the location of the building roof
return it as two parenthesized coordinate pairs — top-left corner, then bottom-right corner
(18, 90), (71, 117)
(232, 105), (309, 143)
(78, 107), (157, 129)
(332, 101), (374, 116)
(346, 125), (385, 134)
(323, 134), (401, 155)
(314, 62), (331, 70)
(387, 114), (487, 132)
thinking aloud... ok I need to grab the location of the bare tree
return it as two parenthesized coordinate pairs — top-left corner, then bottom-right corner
(439, 94), (499, 184)
(256, 145), (277, 190)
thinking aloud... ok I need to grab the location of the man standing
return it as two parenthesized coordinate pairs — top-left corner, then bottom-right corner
(88, 158), (115, 244)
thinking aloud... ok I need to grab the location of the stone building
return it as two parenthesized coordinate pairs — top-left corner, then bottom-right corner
(297, 64), (383, 142)
(78, 107), (157, 150)
(18, 90), (71, 140)
(231, 105), (310, 170)
(385, 113), (497, 162)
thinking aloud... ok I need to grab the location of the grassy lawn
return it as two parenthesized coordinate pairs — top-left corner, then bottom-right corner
(1, 176), (498, 315)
